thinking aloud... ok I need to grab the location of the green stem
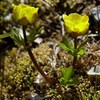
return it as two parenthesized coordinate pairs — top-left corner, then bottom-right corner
(73, 37), (77, 67)
(22, 26), (51, 83)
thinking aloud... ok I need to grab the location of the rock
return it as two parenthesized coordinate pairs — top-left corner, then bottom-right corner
(27, 93), (42, 100)
(90, 6), (100, 22)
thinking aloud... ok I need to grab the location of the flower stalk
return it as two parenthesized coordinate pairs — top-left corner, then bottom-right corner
(73, 37), (77, 67)
(62, 13), (89, 68)
(22, 26), (51, 83)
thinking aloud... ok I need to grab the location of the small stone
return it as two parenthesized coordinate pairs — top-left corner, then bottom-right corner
(34, 73), (46, 86)
(87, 65), (100, 75)
(34, 38), (43, 44)
(27, 93), (42, 100)
(90, 6), (100, 22)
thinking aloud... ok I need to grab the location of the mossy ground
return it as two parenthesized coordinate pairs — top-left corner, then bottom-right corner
(0, 38), (100, 100)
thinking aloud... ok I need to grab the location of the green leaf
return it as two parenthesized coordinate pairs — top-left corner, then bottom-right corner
(74, 38), (87, 57)
(74, 47), (85, 57)
(0, 33), (11, 39)
(11, 29), (24, 46)
(77, 48), (85, 57)
(59, 77), (65, 85)
(62, 37), (74, 50)
(57, 41), (73, 55)
(59, 66), (79, 87)
(0, 29), (24, 46)
(63, 66), (74, 81)
(66, 77), (79, 87)
(57, 37), (74, 55)
(60, 66), (74, 84)
(27, 27), (43, 42)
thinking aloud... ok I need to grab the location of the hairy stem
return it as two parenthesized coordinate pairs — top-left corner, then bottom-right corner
(22, 26), (51, 83)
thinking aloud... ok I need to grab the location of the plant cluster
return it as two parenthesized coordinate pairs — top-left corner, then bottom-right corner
(0, 0), (100, 100)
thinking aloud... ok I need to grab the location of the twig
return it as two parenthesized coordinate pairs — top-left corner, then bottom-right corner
(86, 50), (100, 56)
(43, 94), (54, 99)
(88, 34), (100, 37)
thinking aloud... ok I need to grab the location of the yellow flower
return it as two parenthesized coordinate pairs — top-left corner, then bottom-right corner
(12, 4), (39, 25)
(62, 13), (89, 37)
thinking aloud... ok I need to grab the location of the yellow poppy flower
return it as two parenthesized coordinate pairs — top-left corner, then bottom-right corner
(12, 4), (39, 25)
(62, 13), (89, 37)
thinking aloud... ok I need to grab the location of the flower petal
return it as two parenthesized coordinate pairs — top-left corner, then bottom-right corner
(25, 7), (38, 24)
(62, 14), (68, 20)
(77, 14), (89, 35)
(81, 14), (89, 22)
(67, 13), (81, 24)
(77, 22), (89, 35)
(64, 20), (74, 33)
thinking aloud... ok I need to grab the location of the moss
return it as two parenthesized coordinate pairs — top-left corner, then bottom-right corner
(2, 48), (35, 99)
(0, 41), (100, 99)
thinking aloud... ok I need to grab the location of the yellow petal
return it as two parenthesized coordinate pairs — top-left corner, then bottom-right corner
(13, 4), (25, 22)
(12, 4), (19, 22)
(81, 14), (89, 22)
(24, 7), (38, 24)
(77, 14), (89, 35)
(62, 14), (68, 20)
(77, 22), (89, 35)
(64, 20), (74, 33)
(66, 13), (81, 24)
